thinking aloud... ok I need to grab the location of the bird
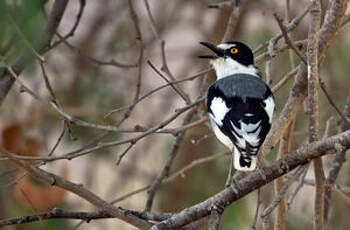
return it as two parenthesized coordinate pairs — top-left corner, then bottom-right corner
(199, 41), (275, 172)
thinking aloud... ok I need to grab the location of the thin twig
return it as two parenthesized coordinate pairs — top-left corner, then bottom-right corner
(148, 60), (191, 104)
(251, 189), (261, 230)
(57, 34), (138, 68)
(287, 164), (309, 208)
(116, 143), (136, 165)
(104, 68), (209, 118)
(112, 151), (229, 204)
(48, 120), (66, 156)
(261, 166), (304, 219)
(265, 60), (272, 85)
(50, 0), (86, 49)
(145, 110), (195, 212)
(143, 0), (159, 39)
(221, 5), (240, 42)
(333, 185), (350, 205)
(163, 152), (229, 184)
(8, 16), (45, 62)
(39, 60), (59, 101)
(3, 99), (203, 163)
(20, 189), (46, 230)
(285, 0), (296, 68)
(273, 13), (307, 64)
(0, 0), (69, 107)
(253, 2), (312, 54)
(159, 41), (191, 104)
(320, 78), (350, 124)
(1, 148), (153, 230)
(150, 129), (350, 229)
(324, 90), (350, 222)
(272, 67), (298, 93)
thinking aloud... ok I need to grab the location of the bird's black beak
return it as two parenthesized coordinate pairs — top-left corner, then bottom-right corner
(198, 42), (224, 59)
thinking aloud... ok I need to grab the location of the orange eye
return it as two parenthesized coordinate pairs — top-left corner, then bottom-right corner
(230, 48), (238, 54)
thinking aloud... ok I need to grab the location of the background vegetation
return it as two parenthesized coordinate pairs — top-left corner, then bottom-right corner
(0, 0), (350, 229)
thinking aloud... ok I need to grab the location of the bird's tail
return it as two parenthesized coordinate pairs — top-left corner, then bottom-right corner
(233, 147), (257, 171)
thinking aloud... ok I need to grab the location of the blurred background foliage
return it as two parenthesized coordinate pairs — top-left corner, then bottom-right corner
(0, 0), (350, 229)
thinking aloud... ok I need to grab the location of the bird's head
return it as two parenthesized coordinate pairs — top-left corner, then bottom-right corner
(199, 41), (258, 79)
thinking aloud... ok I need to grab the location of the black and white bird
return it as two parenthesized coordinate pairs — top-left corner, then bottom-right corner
(199, 41), (275, 171)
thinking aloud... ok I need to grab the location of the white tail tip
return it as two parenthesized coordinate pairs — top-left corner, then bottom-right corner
(233, 148), (257, 171)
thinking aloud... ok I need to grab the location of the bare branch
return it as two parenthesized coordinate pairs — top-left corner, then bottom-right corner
(0, 208), (113, 227)
(0, 0), (69, 106)
(57, 35), (138, 68)
(287, 165), (310, 208)
(307, 1), (325, 229)
(261, 166), (304, 219)
(272, 66), (298, 93)
(320, 79), (350, 124)
(272, 117), (295, 230)
(160, 41), (191, 104)
(48, 120), (66, 156)
(1, 148), (153, 230)
(105, 68), (209, 118)
(221, 5), (241, 42)
(145, 110), (195, 211)
(273, 13), (307, 64)
(50, 0), (86, 49)
(143, 0), (160, 39)
(251, 189), (261, 230)
(1, 98), (203, 163)
(253, 2), (312, 54)
(148, 60), (191, 104)
(163, 151), (229, 184)
(324, 90), (350, 222)
(260, 0), (348, 161)
(150, 129), (350, 229)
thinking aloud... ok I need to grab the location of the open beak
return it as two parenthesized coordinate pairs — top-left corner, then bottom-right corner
(198, 42), (224, 59)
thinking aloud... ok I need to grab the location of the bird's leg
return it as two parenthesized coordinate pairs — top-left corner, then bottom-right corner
(225, 151), (234, 187)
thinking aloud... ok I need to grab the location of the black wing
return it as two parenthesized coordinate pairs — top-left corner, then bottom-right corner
(207, 74), (274, 156)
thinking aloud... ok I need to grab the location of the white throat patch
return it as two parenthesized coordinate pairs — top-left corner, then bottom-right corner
(210, 58), (259, 79)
